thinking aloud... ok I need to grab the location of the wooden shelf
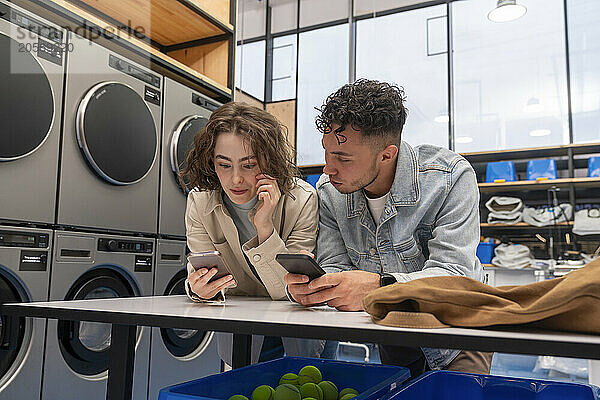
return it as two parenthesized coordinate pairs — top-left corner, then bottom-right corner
(73, 0), (232, 46)
(481, 222), (573, 229)
(478, 177), (600, 193)
(25, 0), (233, 98)
(462, 142), (600, 164)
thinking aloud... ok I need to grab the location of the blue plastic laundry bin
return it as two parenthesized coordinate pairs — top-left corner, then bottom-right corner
(306, 174), (321, 188)
(476, 242), (496, 264)
(159, 357), (411, 400)
(527, 159), (557, 180)
(387, 371), (600, 400)
(588, 157), (600, 177)
(485, 161), (517, 183)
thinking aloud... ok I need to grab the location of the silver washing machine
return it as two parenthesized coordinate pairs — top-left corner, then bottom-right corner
(0, 226), (51, 399)
(57, 31), (162, 234)
(148, 239), (220, 399)
(0, 1), (65, 224)
(159, 77), (222, 238)
(42, 231), (154, 400)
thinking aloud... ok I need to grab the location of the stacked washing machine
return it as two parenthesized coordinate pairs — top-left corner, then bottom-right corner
(56, 31), (161, 235)
(149, 240), (221, 399)
(40, 30), (162, 400)
(159, 77), (221, 239)
(0, 0), (64, 225)
(0, 1), (64, 398)
(0, 226), (53, 399)
(43, 231), (154, 400)
(148, 78), (223, 399)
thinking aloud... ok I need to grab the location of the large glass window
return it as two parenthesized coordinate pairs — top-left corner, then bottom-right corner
(235, 41), (266, 101)
(297, 24), (349, 166)
(271, 0), (298, 34)
(567, 0), (600, 144)
(237, 0), (266, 41)
(356, 5), (449, 148)
(354, 0), (426, 17)
(272, 35), (297, 101)
(299, 0), (349, 28)
(452, 0), (569, 153)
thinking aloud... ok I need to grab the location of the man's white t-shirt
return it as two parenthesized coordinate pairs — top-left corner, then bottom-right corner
(366, 192), (390, 225)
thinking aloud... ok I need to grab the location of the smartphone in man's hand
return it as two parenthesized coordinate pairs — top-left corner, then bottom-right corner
(276, 253), (326, 281)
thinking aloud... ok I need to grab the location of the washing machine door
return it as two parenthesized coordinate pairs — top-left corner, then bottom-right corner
(57, 267), (140, 376)
(160, 269), (213, 359)
(0, 33), (54, 161)
(170, 115), (208, 192)
(0, 267), (31, 386)
(76, 81), (157, 185)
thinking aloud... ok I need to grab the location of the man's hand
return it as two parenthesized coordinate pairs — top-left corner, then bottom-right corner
(303, 270), (380, 311)
(284, 273), (323, 304)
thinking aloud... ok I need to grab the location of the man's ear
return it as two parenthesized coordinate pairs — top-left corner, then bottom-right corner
(381, 144), (399, 163)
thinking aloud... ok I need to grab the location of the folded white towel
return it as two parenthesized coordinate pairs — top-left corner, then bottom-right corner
(522, 203), (573, 227)
(485, 196), (524, 215)
(573, 208), (600, 235)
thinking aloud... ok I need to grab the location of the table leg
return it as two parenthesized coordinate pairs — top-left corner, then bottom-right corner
(232, 333), (252, 369)
(589, 360), (600, 386)
(107, 324), (136, 400)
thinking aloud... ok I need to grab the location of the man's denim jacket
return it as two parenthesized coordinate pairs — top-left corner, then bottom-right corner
(316, 141), (483, 370)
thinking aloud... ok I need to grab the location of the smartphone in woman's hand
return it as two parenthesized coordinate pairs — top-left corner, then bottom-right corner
(188, 251), (237, 288)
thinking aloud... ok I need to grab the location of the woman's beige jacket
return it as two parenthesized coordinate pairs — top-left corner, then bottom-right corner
(184, 178), (318, 301)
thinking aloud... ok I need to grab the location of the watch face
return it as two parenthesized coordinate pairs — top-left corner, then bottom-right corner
(380, 274), (396, 287)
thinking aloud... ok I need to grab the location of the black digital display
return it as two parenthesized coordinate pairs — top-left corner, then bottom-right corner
(2, 234), (35, 244)
(0, 231), (47, 248)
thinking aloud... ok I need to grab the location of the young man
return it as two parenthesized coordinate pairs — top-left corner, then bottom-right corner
(285, 79), (492, 377)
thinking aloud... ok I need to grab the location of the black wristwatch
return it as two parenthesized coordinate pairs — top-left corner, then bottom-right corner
(380, 273), (397, 287)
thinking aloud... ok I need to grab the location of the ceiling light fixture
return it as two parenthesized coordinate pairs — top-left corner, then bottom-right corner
(529, 129), (551, 137)
(434, 114), (449, 123)
(524, 97), (544, 113)
(456, 136), (474, 144)
(488, 0), (527, 23)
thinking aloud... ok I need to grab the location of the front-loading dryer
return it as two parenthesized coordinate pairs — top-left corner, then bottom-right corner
(0, 1), (65, 224)
(42, 231), (154, 400)
(57, 31), (162, 234)
(0, 226), (52, 399)
(147, 239), (220, 399)
(159, 77), (222, 238)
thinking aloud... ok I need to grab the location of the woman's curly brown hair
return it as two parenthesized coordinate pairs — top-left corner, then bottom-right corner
(179, 102), (299, 193)
(315, 79), (408, 147)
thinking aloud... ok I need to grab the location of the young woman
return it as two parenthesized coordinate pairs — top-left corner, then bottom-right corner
(179, 101), (323, 364)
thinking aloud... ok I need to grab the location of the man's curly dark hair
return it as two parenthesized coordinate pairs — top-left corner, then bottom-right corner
(315, 79), (408, 147)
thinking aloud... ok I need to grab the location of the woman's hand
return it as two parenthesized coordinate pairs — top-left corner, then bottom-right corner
(253, 173), (281, 243)
(188, 267), (235, 300)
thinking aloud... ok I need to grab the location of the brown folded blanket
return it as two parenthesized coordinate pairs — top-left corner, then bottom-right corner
(363, 257), (600, 334)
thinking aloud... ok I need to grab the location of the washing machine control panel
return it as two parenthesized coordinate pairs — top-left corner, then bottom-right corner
(1, 5), (64, 44)
(109, 55), (161, 88)
(0, 230), (49, 248)
(97, 238), (153, 254)
(192, 93), (220, 111)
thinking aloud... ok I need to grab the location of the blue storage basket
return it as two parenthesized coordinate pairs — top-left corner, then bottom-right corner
(476, 242), (496, 264)
(589, 157), (600, 177)
(485, 161), (517, 183)
(527, 159), (557, 180)
(159, 357), (411, 400)
(387, 371), (600, 400)
(306, 174), (321, 188)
